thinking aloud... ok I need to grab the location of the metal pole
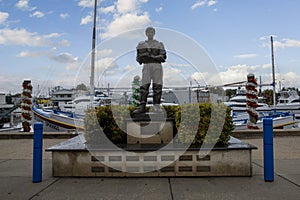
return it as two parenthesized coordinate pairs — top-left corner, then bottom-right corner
(271, 36), (276, 111)
(32, 122), (43, 183)
(263, 118), (274, 182)
(90, 0), (97, 97)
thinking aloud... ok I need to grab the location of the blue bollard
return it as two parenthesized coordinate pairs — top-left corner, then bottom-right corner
(32, 122), (43, 183)
(263, 118), (274, 182)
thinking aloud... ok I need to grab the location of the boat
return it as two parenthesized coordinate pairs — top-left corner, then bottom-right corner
(275, 90), (300, 119)
(228, 36), (296, 130)
(32, 106), (84, 132)
(233, 111), (295, 130)
(224, 89), (271, 112)
(61, 94), (112, 114)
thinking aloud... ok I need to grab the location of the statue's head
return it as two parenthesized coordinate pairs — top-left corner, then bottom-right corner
(145, 27), (155, 37)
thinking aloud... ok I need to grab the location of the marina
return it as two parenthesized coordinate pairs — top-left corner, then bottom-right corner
(2, 84), (300, 132)
(1, 1), (300, 199)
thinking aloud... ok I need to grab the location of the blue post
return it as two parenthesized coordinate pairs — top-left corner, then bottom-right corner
(263, 118), (274, 182)
(32, 122), (43, 183)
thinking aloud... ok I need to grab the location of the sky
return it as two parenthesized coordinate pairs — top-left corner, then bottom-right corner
(1, 0), (300, 96)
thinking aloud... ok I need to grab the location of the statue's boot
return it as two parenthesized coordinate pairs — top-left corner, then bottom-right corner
(133, 83), (150, 114)
(153, 83), (163, 113)
(133, 103), (146, 114)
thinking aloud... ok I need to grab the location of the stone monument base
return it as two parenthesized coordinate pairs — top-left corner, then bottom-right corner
(126, 113), (175, 144)
(46, 136), (257, 177)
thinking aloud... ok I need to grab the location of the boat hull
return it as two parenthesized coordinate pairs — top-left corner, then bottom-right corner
(32, 107), (84, 132)
(234, 115), (295, 130)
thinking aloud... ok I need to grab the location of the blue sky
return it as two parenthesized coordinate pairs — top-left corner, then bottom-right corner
(1, 0), (300, 95)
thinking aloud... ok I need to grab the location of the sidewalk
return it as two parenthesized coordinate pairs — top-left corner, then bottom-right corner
(0, 136), (299, 200)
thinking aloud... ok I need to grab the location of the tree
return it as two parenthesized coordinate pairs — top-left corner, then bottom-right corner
(262, 89), (274, 105)
(225, 89), (237, 98)
(76, 83), (87, 91)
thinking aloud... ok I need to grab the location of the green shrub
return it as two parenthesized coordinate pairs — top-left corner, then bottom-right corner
(173, 103), (233, 145)
(84, 103), (234, 145)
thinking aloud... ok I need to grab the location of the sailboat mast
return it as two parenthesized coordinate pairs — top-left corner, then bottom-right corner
(271, 36), (276, 110)
(90, 0), (97, 96)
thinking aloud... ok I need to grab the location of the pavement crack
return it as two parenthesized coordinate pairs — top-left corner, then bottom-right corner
(0, 159), (10, 164)
(168, 178), (174, 200)
(252, 161), (300, 188)
(28, 178), (60, 200)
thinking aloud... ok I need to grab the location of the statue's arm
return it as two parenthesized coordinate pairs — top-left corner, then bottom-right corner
(136, 42), (145, 65)
(152, 42), (166, 63)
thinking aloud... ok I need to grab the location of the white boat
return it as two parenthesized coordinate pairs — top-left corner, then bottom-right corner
(32, 106), (84, 132)
(276, 90), (300, 118)
(230, 36), (296, 130)
(61, 94), (111, 114)
(224, 89), (271, 112)
(233, 111), (295, 130)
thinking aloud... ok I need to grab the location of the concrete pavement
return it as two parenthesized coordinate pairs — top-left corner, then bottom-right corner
(0, 136), (299, 200)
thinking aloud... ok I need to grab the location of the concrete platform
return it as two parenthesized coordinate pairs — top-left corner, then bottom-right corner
(0, 134), (300, 199)
(47, 136), (256, 177)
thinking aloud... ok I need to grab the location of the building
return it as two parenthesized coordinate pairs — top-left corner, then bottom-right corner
(51, 89), (74, 108)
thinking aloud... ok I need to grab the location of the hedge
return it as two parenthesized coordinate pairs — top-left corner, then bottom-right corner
(84, 103), (234, 146)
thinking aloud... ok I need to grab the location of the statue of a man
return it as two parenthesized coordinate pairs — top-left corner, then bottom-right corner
(133, 27), (167, 113)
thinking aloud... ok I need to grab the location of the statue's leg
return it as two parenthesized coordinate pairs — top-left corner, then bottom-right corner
(140, 83), (151, 105)
(153, 83), (162, 104)
(133, 83), (150, 113)
(133, 65), (151, 113)
(152, 64), (163, 112)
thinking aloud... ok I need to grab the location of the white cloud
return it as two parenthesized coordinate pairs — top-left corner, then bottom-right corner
(100, 5), (115, 14)
(155, 7), (163, 12)
(262, 63), (271, 69)
(191, 64), (261, 86)
(124, 64), (136, 72)
(0, 28), (61, 46)
(78, 0), (94, 8)
(260, 36), (300, 49)
(80, 15), (92, 25)
(15, 0), (36, 11)
(163, 67), (187, 86)
(0, 73), (30, 93)
(191, 71), (209, 84)
(191, 1), (206, 10)
(99, 0), (152, 39)
(102, 13), (150, 38)
(234, 54), (258, 59)
(57, 39), (70, 47)
(191, 0), (217, 10)
(97, 49), (113, 57)
(164, 62), (191, 68)
(66, 63), (80, 71)
(274, 39), (300, 48)
(116, 0), (139, 14)
(30, 11), (45, 18)
(60, 13), (69, 19)
(51, 52), (78, 64)
(0, 12), (9, 24)
(207, 0), (217, 6)
(17, 50), (51, 58)
(95, 57), (117, 73)
(280, 72), (300, 88)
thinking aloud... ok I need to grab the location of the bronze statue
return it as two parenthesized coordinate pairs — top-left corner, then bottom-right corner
(133, 27), (167, 113)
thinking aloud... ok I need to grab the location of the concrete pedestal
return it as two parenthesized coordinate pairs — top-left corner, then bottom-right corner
(126, 114), (175, 144)
(47, 136), (257, 177)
